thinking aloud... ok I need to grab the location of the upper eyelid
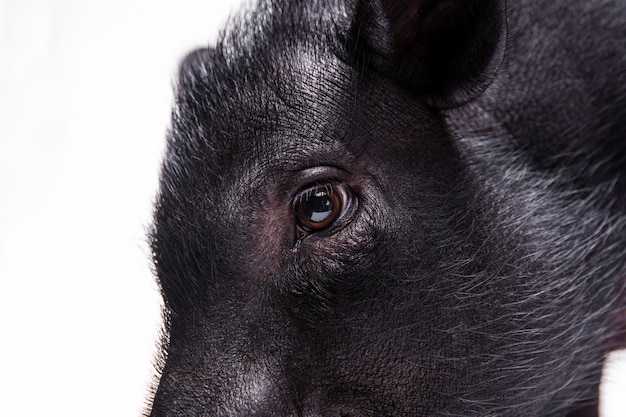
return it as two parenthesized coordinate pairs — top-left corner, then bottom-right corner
(291, 182), (340, 207)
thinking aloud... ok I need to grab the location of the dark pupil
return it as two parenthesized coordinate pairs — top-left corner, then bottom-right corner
(304, 192), (334, 223)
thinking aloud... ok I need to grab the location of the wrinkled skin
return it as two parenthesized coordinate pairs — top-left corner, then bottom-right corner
(147, 0), (626, 416)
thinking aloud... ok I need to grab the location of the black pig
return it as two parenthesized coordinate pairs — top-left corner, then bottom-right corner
(146, 0), (626, 416)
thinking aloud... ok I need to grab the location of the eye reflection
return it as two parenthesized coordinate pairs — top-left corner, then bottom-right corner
(295, 185), (342, 232)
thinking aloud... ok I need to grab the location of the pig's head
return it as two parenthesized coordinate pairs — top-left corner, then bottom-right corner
(147, 0), (626, 416)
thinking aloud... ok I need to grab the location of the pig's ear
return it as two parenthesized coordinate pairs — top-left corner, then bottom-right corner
(349, 0), (507, 108)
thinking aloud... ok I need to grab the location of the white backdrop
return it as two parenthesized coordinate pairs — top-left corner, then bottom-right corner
(0, 1), (623, 416)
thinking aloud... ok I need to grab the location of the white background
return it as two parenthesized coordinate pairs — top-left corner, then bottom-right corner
(0, 1), (623, 416)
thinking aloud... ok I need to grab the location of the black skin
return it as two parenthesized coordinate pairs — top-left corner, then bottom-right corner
(146, 0), (626, 416)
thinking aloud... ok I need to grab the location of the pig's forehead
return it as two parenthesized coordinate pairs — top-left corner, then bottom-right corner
(169, 0), (394, 184)
(203, 37), (359, 155)
(222, 46), (359, 167)
(215, 0), (357, 109)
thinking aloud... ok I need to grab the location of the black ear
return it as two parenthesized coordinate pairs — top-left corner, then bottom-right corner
(350, 0), (507, 108)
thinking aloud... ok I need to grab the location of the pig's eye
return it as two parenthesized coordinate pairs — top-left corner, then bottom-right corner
(294, 184), (346, 233)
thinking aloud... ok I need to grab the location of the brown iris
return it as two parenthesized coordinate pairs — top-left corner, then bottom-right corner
(295, 186), (342, 232)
